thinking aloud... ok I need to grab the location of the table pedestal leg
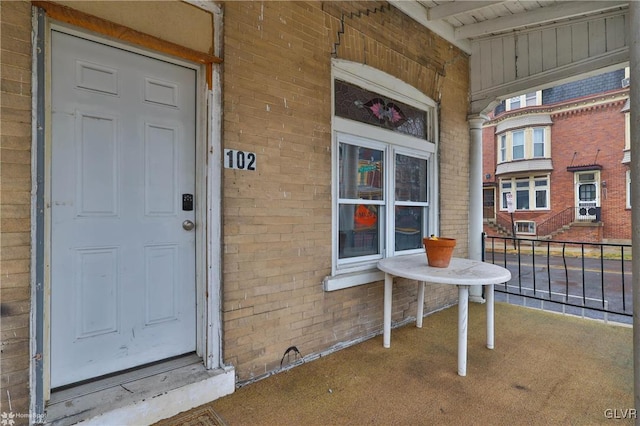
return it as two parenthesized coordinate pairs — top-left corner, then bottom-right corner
(486, 283), (494, 349)
(383, 273), (392, 348)
(458, 285), (469, 376)
(416, 281), (425, 328)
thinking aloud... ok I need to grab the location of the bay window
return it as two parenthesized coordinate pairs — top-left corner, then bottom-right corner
(496, 126), (550, 163)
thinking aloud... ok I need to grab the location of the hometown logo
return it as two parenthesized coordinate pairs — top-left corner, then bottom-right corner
(0, 412), (15, 426)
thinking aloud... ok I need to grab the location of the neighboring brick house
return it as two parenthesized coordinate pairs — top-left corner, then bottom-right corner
(1, 1), (469, 424)
(482, 70), (631, 243)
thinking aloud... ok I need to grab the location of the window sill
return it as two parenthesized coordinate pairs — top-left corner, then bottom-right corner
(323, 269), (385, 291)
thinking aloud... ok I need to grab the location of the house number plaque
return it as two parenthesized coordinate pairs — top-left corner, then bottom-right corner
(224, 149), (256, 171)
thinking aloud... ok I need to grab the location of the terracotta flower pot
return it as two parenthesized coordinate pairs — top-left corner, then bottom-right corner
(423, 237), (456, 268)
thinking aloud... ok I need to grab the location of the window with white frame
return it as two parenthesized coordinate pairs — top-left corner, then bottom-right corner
(512, 130), (524, 160)
(501, 180), (511, 209)
(500, 175), (549, 211)
(329, 60), (437, 284)
(533, 127), (545, 157)
(499, 134), (506, 162)
(627, 170), (631, 209)
(515, 221), (536, 235)
(506, 91), (541, 111)
(497, 126), (550, 163)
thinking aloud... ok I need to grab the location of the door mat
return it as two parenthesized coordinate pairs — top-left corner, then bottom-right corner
(152, 406), (227, 426)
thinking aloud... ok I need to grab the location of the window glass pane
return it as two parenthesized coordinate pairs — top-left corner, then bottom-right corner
(339, 143), (383, 200)
(525, 92), (537, 106)
(535, 190), (547, 208)
(510, 96), (521, 109)
(395, 206), (424, 251)
(579, 183), (596, 201)
(500, 135), (506, 162)
(516, 190), (529, 209)
(334, 80), (427, 139)
(338, 204), (380, 259)
(533, 128), (545, 157)
(501, 181), (511, 209)
(579, 173), (595, 182)
(516, 179), (529, 209)
(395, 154), (427, 202)
(512, 131), (524, 159)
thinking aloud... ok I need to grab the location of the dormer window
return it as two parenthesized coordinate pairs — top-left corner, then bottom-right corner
(505, 91), (541, 111)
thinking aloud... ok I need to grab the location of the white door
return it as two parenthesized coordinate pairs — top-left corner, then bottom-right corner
(50, 31), (197, 387)
(575, 172), (599, 221)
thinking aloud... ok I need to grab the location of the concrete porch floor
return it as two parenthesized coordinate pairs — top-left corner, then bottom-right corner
(161, 302), (633, 425)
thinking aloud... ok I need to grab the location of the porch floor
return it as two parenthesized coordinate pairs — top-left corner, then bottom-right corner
(158, 302), (633, 425)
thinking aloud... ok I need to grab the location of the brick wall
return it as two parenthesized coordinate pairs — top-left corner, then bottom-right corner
(550, 101), (630, 240)
(0, 0), (472, 403)
(1, 0), (33, 420)
(483, 97), (630, 242)
(222, 1), (469, 380)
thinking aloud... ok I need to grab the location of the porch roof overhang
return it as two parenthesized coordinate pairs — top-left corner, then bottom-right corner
(390, 1), (630, 115)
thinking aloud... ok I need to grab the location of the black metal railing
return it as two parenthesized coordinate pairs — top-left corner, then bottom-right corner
(535, 207), (575, 237)
(482, 234), (632, 323)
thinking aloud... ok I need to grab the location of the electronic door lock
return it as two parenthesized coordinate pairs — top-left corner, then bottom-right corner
(182, 194), (193, 211)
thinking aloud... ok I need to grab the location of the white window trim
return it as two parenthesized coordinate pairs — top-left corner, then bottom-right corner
(574, 170), (601, 207)
(505, 90), (542, 111)
(497, 126), (550, 163)
(500, 175), (550, 211)
(514, 220), (536, 235)
(512, 129), (525, 160)
(626, 169), (631, 209)
(325, 60), (438, 290)
(532, 127), (546, 158)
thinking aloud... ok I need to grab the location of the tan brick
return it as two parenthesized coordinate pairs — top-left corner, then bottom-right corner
(0, 272), (29, 289)
(0, 232), (30, 247)
(1, 245), (30, 261)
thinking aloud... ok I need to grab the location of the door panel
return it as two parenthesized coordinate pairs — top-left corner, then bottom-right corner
(50, 31), (197, 387)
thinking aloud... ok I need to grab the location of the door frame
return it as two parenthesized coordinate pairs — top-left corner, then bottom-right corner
(483, 186), (496, 221)
(574, 170), (601, 220)
(37, 21), (213, 400)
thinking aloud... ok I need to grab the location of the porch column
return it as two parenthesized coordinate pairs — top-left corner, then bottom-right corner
(468, 115), (487, 302)
(629, 1), (640, 419)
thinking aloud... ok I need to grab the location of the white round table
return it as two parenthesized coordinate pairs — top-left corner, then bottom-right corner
(377, 254), (512, 376)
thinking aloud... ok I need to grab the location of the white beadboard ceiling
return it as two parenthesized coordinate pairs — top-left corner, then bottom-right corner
(390, 0), (629, 54)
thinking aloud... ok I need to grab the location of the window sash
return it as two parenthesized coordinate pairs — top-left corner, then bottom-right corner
(525, 92), (538, 107)
(500, 176), (549, 211)
(499, 135), (506, 162)
(627, 170), (632, 208)
(330, 61), (438, 279)
(334, 133), (433, 271)
(512, 131), (524, 159)
(394, 152), (429, 253)
(533, 128), (545, 157)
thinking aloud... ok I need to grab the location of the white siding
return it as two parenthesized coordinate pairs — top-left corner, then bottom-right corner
(470, 10), (629, 114)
